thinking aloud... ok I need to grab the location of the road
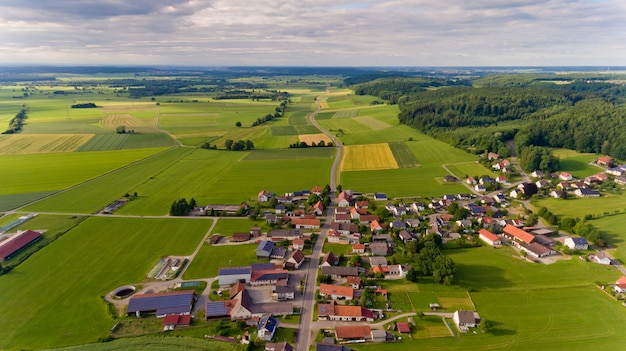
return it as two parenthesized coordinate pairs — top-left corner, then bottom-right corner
(296, 95), (343, 351)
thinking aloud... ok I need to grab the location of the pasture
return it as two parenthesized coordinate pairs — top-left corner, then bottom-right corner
(0, 134), (93, 155)
(353, 116), (392, 131)
(553, 148), (601, 178)
(342, 143), (399, 171)
(0, 217), (209, 350)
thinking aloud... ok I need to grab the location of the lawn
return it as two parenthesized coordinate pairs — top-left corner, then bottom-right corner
(183, 242), (260, 279)
(0, 217), (210, 350)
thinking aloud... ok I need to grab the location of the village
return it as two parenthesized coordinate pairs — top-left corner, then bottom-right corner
(98, 152), (626, 351)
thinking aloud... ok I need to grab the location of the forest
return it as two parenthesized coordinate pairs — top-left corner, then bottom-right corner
(350, 75), (626, 168)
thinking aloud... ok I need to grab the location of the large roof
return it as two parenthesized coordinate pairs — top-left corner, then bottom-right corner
(321, 266), (359, 276)
(127, 290), (194, 315)
(0, 230), (41, 259)
(219, 266), (251, 276)
(320, 284), (354, 297)
(503, 224), (535, 244)
(257, 240), (274, 254)
(478, 229), (499, 242)
(335, 325), (371, 339)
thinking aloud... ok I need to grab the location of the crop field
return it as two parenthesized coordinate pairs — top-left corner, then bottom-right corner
(76, 134), (129, 151)
(332, 109), (359, 118)
(389, 142), (419, 168)
(244, 148), (335, 160)
(271, 126), (299, 136)
(101, 114), (158, 133)
(298, 133), (333, 145)
(23, 147), (187, 213)
(45, 335), (239, 351)
(342, 143), (399, 171)
(0, 134), (93, 154)
(0, 147), (166, 197)
(0, 216), (209, 350)
(288, 111), (311, 125)
(353, 116), (392, 131)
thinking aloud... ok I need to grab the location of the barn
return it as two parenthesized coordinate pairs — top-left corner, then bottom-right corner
(126, 290), (194, 317)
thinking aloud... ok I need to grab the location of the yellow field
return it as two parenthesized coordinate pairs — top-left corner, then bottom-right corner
(0, 134), (94, 155)
(341, 143), (399, 171)
(319, 102), (330, 109)
(101, 103), (159, 112)
(101, 114), (157, 132)
(298, 133), (332, 145)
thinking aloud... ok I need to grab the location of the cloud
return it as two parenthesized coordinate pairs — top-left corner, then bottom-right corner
(0, 0), (624, 66)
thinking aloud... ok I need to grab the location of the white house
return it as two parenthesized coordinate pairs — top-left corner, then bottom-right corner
(563, 237), (588, 250)
(453, 310), (480, 332)
(615, 276), (626, 293)
(478, 229), (501, 246)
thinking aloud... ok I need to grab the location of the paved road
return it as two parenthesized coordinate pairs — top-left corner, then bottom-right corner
(296, 95), (343, 351)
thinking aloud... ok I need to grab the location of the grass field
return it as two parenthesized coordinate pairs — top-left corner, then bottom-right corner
(77, 134), (129, 151)
(332, 109), (358, 118)
(271, 126), (299, 136)
(342, 143), (399, 171)
(590, 214), (626, 264)
(184, 242), (259, 279)
(553, 148), (601, 178)
(0, 217), (210, 350)
(44, 335), (240, 351)
(0, 134), (93, 154)
(445, 162), (496, 180)
(23, 147), (187, 213)
(243, 148), (335, 160)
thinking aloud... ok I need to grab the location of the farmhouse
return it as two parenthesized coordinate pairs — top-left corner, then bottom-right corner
(311, 201), (324, 215)
(126, 290), (194, 317)
(598, 156), (613, 166)
(337, 191), (352, 207)
(347, 276), (362, 289)
(258, 190), (273, 202)
(564, 237), (588, 250)
(352, 243), (365, 253)
(319, 284), (354, 300)
(453, 310), (480, 332)
(0, 230), (42, 261)
(291, 218), (320, 229)
(574, 188), (600, 198)
(335, 325), (371, 341)
(559, 172), (573, 181)
(614, 276), (626, 293)
(320, 252), (339, 267)
(284, 249), (305, 270)
(478, 229), (501, 246)
(318, 302), (376, 322)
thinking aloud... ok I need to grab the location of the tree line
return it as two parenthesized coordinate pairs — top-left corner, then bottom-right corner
(170, 198), (197, 216)
(2, 108), (27, 134)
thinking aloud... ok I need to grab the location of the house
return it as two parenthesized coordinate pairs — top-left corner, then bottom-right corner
(614, 276), (626, 293)
(410, 202), (425, 212)
(319, 284), (354, 300)
(352, 243), (365, 253)
(335, 207), (350, 215)
(126, 290), (194, 317)
(475, 184), (487, 193)
(257, 315), (278, 341)
(337, 191), (352, 207)
(531, 170), (544, 178)
(284, 249), (305, 270)
(265, 214), (278, 224)
(334, 214), (351, 223)
(455, 219), (472, 229)
(592, 252), (612, 265)
(273, 285), (296, 301)
(311, 201), (325, 215)
(321, 266), (361, 278)
(487, 152), (500, 160)
(291, 218), (320, 229)
(359, 215), (379, 224)
(0, 230), (42, 260)
(250, 227), (262, 237)
(370, 241), (390, 256)
(478, 229), (501, 246)
(210, 234), (221, 245)
(564, 237), (588, 250)
(607, 167), (626, 176)
(231, 232), (251, 242)
(390, 221), (407, 229)
(496, 175), (507, 183)
(405, 218), (421, 228)
(615, 176), (626, 185)
(257, 240), (274, 259)
(369, 256), (388, 268)
(335, 325), (371, 340)
(535, 180), (550, 189)
(557, 181), (571, 190)
(218, 267), (251, 285)
(453, 310), (480, 332)
(355, 201), (369, 209)
(597, 156), (613, 167)
(162, 314), (191, 330)
(559, 172), (573, 181)
(370, 220), (385, 233)
(265, 342), (293, 351)
(275, 205), (286, 214)
(347, 276), (362, 289)
(311, 186), (322, 195)
(466, 177), (477, 185)
(276, 195), (293, 204)
(575, 188), (600, 198)
(370, 329), (388, 342)
(397, 322), (411, 333)
(319, 251), (339, 267)
(292, 239), (305, 250)
(550, 190), (568, 199)
(326, 229), (342, 243)
(258, 190), (273, 202)
(398, 230), (415, 243)
(318, 302), (376, 322)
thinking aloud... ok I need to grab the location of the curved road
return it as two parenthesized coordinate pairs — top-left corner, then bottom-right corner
(296, 95), (344, 351)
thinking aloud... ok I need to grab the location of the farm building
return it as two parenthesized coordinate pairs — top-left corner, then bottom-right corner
(335, 325), (371, 340)
(321, 266), (360, 278)
(319, 284), (354, 300)
(163, 314), (191, 330)
(284, 249), (305, 270)
(291, 218), (320, 229)
(257, 240), (274, 259)
(265, 342), (293, 351)
(126, 290), (194, 317)
(397, 322), (411, 333)
(478, 229), (501, 246)
(218, 266), (251, 285)
(318, 302), (376, 321)
(503, 224), (535, 245)
(0, 230), (42, 261)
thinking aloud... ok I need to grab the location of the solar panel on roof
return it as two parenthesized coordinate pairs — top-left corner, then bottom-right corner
(205, 301), (230, 317)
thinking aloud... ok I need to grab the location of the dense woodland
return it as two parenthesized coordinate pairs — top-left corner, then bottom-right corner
(351, 75), (626, 170)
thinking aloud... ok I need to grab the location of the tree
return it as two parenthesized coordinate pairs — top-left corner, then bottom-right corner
(318, 140), (325, 147)
(336, 184), (342, 192)
(116, 125), (126, 134)
(225, 139), (234, 150)
(406, 266), (419, 282)
(479, 319), (492, 333)
(189, 197), (197, 209)
(235, 121), (242, 127)
(307, 193), (320, 206)
(245, 140), (254, 150)
(432, 255), (456, 285)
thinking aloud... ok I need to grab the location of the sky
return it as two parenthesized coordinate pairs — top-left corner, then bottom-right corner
(0, 0), (625, 66)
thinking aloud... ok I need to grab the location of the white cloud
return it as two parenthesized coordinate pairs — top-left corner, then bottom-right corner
(0, 0), (624, 65)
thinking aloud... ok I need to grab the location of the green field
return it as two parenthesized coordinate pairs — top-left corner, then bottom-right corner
(553, 148), (601, 178)
(184, 243), (259, 279)
(44, 335), (240, 351)
(445, 162), (497, 180)
(389, 142), (419, 168)
(0, 217), (210, 350)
